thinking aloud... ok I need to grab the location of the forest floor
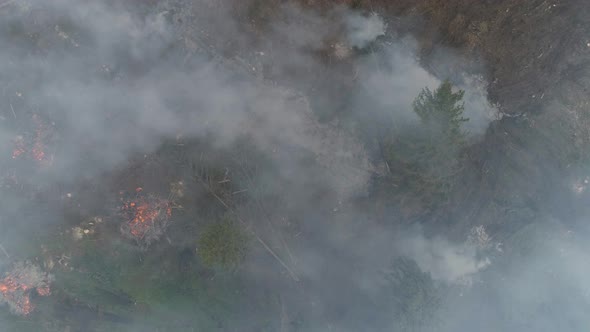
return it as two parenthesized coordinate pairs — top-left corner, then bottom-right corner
(1, 0), (589, 331)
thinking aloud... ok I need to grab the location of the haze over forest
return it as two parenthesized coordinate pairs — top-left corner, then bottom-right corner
(0, 0), (589, 331)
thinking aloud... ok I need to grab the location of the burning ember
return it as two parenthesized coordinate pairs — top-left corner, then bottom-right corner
(11, 136), (26, 159)
(0, 262), (53, 316)
(11, 114), (54, 165)
(120, 189), (173, 247)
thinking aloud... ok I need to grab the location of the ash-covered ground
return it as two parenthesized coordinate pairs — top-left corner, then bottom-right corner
(0, 0), (589, 331)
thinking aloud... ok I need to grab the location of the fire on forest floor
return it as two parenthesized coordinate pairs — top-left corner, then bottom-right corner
(0, 262), (52, 316)
(119, 188), (175, 248)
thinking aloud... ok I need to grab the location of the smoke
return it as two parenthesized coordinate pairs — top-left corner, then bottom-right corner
(0, 0), (385, 200)
(0, 0), (585, 331)
(437, 222), (590, 332)
(356, 39), (440, 123)
(345, 12), (386, 48)
(355, 38), (498, 136)
(458, 74), (501, 135)
(396, 231), (491, 284)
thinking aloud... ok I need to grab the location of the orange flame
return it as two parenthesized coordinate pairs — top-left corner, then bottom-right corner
(31, 141), (46, 162)
(12, 136), (26, 159)
(121, 195), (172, 239)
(31, 114), (51, 164)
(11, 115), (53, 165)
(0, 275), (50, 316)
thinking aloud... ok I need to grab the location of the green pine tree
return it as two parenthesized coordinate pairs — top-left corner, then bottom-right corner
(413, 80), (469, 143)
(379, 80), (469, 209)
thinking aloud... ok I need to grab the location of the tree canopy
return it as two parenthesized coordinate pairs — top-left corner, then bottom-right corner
(413, 80), (469, 143)
(379, 80), (470, 209)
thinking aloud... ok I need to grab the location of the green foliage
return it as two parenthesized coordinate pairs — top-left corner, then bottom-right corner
(380, 80), (469, 207)
(413, 80), (468, 143)
(198, 216), (249, 269)
(385, 257), (442, 332)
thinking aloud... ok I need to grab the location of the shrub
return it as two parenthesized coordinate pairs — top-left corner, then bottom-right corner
(197, 216), (249, 269)
(385, 257), (442, 332)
